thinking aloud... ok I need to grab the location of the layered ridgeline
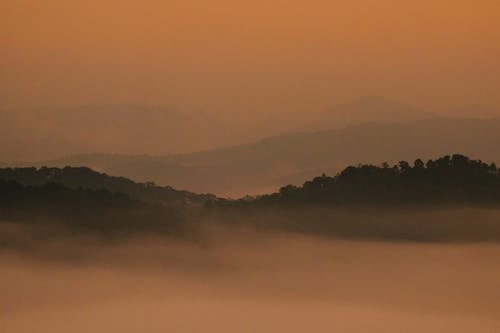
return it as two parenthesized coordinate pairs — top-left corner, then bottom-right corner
(30, 118), (500, 196)
(0, 96), (433, 162)
(252, 154), (500, 205)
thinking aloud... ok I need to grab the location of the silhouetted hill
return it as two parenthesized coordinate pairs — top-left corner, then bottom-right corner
(253, 155), (500, 205)
(30, 118), (500, 196)
(0, 180), (188, 234)
(0, 166), (216, 205)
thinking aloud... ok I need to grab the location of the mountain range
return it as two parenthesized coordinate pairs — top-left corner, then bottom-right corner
(0, 96), (454, 162)
(18, 117), (500, 197)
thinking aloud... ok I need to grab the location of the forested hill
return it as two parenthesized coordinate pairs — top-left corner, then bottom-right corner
(1, 155), (500, 241)
(0, 166), (216, 206)
(254, 155), (500, 205)
(0, 179), (192, 234)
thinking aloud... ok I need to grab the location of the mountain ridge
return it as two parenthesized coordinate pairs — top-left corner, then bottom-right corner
(6, 117), (500, 197)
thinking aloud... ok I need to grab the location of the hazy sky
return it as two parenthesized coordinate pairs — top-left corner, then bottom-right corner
(2, 0), (500, 115)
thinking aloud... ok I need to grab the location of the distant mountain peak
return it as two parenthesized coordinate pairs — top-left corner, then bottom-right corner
(306, 96), (434, 131)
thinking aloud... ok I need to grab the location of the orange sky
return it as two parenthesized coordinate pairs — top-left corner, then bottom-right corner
(1, 0), (500, 114)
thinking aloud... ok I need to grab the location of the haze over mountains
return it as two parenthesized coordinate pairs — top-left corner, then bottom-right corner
(304, 95), (435, 131)
(26, 117), (500, 197)
(3, 2), (500, 332)
(1, 96), (495, 161)
(2, 96), (498, 196)
(0, 105), (228, 161)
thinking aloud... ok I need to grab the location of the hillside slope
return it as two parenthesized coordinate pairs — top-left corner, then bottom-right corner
(0, 166), (216, 205)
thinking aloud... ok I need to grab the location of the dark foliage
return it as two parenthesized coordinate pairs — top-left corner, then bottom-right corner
(0, 180), (190, 235)
(2, 154), (500, 242)
(255, 154), (500, 205)
(0, 166), (217, 206)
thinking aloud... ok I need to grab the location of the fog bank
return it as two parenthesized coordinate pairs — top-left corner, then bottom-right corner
(1, 231), (499, 332)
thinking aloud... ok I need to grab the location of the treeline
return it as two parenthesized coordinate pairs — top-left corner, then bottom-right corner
(1, 154), (500, 241)
(0, 166), (216, 206)
(0, 166), (217, 235)
(0, 179), (190, 234)
(254, 154), (500, 205)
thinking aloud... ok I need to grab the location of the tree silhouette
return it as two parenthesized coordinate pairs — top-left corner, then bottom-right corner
(254, 154), (500, 206)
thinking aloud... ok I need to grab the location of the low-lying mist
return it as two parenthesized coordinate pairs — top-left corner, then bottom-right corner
(1, 211), (500, 333)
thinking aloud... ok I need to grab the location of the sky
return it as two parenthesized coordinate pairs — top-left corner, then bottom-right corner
(2, 0), (499, 113)
(1, 0), (499, 160)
